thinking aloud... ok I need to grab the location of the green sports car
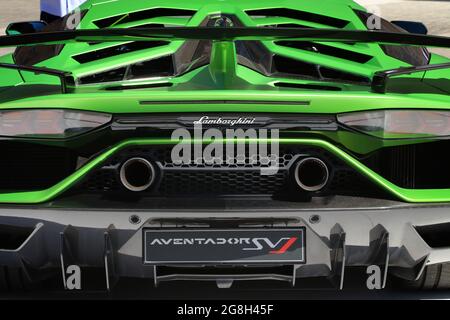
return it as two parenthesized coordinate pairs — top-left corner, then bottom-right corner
(0, 0), (449, 292)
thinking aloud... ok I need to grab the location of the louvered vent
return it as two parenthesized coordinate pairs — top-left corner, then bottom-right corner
(245, 8), (349, 28)
(72, 41), (169, 64)
(93, 8), (197, 28)
(275, 41), (373, 64)
(272, 55), (370, 83)
(78, 55), (175, 84)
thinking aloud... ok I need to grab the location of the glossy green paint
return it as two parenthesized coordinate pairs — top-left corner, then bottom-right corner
(0, 137), (448, 204)
(52, 0), (393, 79)
(0, 0), (449, 204)
(208, 41), (238, 87)
(1, 0), (449, 84)
(0, 85), (449, 114)
(0, 0), (449, 104)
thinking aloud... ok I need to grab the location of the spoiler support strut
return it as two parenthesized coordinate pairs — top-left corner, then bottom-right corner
(372, 62), (450, 93)
(0, 63), (72, 93)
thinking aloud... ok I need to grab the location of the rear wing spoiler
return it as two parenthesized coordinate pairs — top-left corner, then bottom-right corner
(0, 27), (449, 94)
(0, 27), (450, 48)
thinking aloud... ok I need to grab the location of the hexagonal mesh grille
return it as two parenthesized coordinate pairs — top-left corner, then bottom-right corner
(159, 170), (288, 195)
(80, 145), (384, 197)
(83, 170), (119, 192)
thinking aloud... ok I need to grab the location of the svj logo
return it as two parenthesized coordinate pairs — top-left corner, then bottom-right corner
(243, 237), (299, 254)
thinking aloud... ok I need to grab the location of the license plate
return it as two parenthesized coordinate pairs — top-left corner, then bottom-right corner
(143, 228), (305, 264)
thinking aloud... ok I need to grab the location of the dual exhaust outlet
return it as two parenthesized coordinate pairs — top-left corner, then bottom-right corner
(119, 157), (330, 193)
(119, 158), (156, 192)
(293, 157), (329, 192)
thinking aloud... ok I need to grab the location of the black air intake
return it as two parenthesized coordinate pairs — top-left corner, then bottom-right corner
(416, 223), (450, 248)
(364, 140), (450, 189)
(0, 142), (78, 191)
(0, 224), (35, 251)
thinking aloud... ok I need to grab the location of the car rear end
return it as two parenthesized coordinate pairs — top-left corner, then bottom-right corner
(0, 0), (450, 292)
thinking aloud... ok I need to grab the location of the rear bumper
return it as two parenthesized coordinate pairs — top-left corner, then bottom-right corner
(0, 200), (449, 287)
(3, 138), (450, 204)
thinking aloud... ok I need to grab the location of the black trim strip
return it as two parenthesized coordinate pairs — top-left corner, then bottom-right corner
(0, 63), (72, 93)
(1, 28), (450, 48)
(139, 100), (311, 105)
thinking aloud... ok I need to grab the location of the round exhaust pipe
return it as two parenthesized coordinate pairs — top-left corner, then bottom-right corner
(294, 157), (329, 192)
(119, 158), (156, 192)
